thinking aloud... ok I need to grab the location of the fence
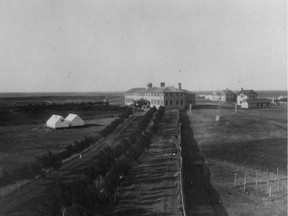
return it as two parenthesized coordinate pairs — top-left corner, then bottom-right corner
(177, 110), (187, 216)
(1, 179), (32, 200)
(233, 167), (287, 201)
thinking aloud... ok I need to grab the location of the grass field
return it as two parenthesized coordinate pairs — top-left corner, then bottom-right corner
(0, 116), (115, 174)
(0, 93), (124, 176)
(0, 92), (124, 107)
(0, 112), (147, 216)
(188, 104), (287, 215)
(190, 105), (287, 173)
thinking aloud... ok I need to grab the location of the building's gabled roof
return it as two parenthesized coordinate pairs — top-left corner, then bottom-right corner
(237, 89), (258, 96)
(125, 84), (196, 95)
(181, 89), (195, 94)
(243, 98), (271, 104)
(163, 87), (184, 93)
(223, 89), (236, 95)
(213, 89), (236, 95)
(125, 86), (195, 94)
(146, 87), (166, 93)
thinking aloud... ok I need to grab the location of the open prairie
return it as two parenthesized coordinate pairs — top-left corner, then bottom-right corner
(0, 92), (124, 108)
(190, 105), (287, 172)
(0, 92), (124, 176)
(188, 104), (287, 215)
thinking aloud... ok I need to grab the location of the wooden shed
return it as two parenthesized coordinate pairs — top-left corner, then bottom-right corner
(241, 98), (271, 109)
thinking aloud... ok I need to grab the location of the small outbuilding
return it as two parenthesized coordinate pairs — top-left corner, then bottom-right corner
(46, 115), (69, 129)
(241, 98), (271, 109)
(65, 114), (84, 127)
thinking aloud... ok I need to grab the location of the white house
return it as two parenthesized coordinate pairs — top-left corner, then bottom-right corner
(237, 88), (258, 105)
(46, 115), (69, 129)
(241, 98), (271, 109)
(65, 114), (84, 127)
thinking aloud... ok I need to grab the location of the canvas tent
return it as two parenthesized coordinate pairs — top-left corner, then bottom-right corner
(65, 114), (84, 127)
(46, 115), (69, 129)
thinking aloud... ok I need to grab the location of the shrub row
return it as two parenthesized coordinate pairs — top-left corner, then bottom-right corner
(8, 102), (128, 113)
(38, 107), (165, 216)
(0, 108), (132, 188)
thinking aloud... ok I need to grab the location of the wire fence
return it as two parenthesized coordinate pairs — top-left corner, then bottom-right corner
(1, 179), (32, 200)
(233, 168), (287, 201)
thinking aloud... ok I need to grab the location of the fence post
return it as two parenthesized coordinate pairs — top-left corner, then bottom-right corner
(244, 171), (247, 192)
(266, 169), (270, 194)
(269, 187), (272, 198)
(255, 170), (258, 193)
(233, 171), (237, 187)
(277, 167), (280, 192)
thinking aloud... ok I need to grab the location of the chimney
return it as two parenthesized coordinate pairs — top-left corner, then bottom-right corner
(160, 82), (165, 87)
(147, 83), (152, 89)
(178, 82), (182, 90)
(241, 87), (243, 91)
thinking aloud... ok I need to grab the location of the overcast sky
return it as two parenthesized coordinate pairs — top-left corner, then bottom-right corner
(0, 0), (286, 92)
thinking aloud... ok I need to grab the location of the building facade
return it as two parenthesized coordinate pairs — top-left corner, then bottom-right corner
(241, 98), (271, 109)
(212, 89), (236, 102)
(237, 88), (258, 105)
(124, 82), (196, 109)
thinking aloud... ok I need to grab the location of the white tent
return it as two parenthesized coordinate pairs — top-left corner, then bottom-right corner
(46, 115), (69, 129)
(65, 114), (84, 127)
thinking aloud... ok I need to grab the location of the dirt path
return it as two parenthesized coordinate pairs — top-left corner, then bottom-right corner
(0, 114), (144, 216)
(180, 111), (228, 216)
(114, 110), (182, 216)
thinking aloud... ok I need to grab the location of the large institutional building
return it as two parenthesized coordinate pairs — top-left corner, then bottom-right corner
(124, 82), (196, 109)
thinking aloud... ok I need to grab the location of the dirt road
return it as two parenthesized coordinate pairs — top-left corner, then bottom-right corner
(114, 110), (182, 216)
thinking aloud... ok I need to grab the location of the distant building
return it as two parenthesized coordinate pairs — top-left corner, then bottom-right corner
(241, 98), (271, 109)
(124, 82), (196, 109)
(278, 96), (287, 101)
(46, 115), (69, 129)
(199, 95), (213, 100)
(237, 88), (258, 105)
(212, 89), (236, 102)
(65, 114), (84, 127)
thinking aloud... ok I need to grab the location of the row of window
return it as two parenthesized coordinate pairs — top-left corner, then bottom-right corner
(256, 103), (269, 107)
(126, 92), (186, 97)
(165, 92), (184, 97)
(240, 94), (257, 98)
(151, 100), (164, 105)
(126, 92), (164, 97)
(125, 98), (134, 103)
(125, 98), (194, 106)
(164, 99), (193, 106)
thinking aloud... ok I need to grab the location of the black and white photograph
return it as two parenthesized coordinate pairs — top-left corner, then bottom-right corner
(0, 0), (287, 215)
